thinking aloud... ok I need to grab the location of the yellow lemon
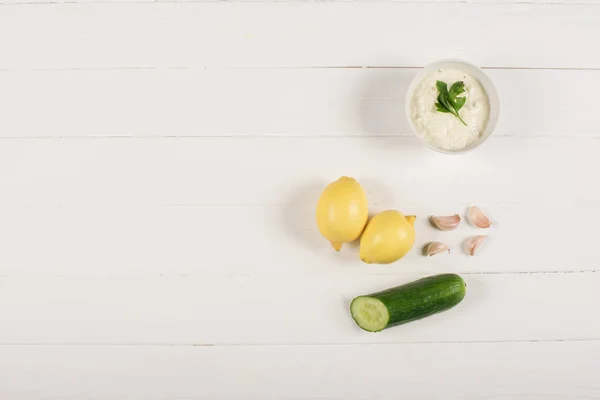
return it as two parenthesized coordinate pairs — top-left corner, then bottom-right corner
(359, 210), (416, 264)
(316, 176), (368, 251)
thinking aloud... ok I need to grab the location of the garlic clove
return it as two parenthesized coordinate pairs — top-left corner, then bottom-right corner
(468, 205), (492, 228)
(429, 214), (461, 231)
(466, 235), (487, 256)
(425, 242), (450, 257)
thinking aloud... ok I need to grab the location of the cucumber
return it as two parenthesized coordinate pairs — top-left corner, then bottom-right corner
(350, 274), (466, 332)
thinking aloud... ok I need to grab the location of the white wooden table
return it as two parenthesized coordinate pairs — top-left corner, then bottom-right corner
(1, 1), (599, 399)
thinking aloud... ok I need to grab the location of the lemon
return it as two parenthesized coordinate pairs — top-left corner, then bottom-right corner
(316, 176), (368, 251)
(359, 210), (416, 264)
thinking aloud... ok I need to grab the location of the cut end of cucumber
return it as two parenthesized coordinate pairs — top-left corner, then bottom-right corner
(350, 296), (389, 332)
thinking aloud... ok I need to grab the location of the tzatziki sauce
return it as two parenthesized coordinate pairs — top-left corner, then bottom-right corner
(409, 68), (490, 151)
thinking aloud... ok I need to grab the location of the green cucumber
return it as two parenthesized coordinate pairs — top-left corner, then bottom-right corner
(350, 273), (466, 332)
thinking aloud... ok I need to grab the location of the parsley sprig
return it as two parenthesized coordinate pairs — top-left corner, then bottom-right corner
(435, 80), (467, 126)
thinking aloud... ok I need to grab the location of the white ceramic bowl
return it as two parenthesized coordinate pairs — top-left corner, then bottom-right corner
(405, 59), (500, 155)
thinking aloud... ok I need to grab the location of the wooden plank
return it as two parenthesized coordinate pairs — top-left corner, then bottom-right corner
(0, 3), (598, 69)
(0, 273), (598, 344)
(0, 203), (595, 276)
(2, 0), (597, 4)
(0, 137), (596, 207)
(1, 342), (599, 400)
(0, 68), (598, 138)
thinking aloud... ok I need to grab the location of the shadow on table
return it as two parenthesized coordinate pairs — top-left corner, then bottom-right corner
(279, 181), (327, 251)
(355, 67), (417, 139)
(278, 178), (399, 254)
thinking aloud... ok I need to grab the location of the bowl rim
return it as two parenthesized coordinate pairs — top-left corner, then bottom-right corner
(405, 58), (500, 155)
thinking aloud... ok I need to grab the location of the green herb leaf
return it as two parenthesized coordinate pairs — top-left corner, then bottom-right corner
(437, 94), (451, 111)
(454, 97), (466, 111)
(436, 81), (449, 95)
(435, 103), (451, 113)
(448, 81), (465, 100)
(435, 80), (467, 126)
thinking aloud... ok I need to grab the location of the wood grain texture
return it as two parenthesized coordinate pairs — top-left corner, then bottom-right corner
(0, 0), (598, 397)
(0, 203), (595, 277)
(0, 3), (599, 69)
(2, 0), (598, 4)
(1, 68), (598, 138)
(0, 273), (598, 344)
(0, 137), (595, 207)
(1, 342), (599, 400)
